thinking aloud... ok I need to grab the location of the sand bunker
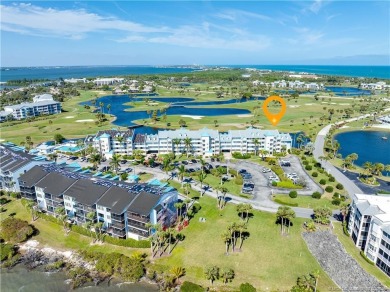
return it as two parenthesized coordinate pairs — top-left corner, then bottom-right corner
(236, 114), (253, 117)
(288, 105), (300, 108)
(180, 115), (204, 120)
(75, 119), (94, 123)
(305, 103), (313, 105)
(65, 116), (74, 119)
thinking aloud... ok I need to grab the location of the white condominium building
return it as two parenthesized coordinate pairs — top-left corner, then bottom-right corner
(348, 193), (390, 277)
(86, 127), (292, 158)
(0, 94), (61, 122)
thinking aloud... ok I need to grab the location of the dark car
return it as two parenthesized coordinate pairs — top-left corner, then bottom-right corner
(125, 167), (133, 172)
(120, 160), (127, 164)
(191, 159), (197, 163)
(182, 161), (188, 165)
(210, 158), (215, 162)
(188, 168), (195, 173)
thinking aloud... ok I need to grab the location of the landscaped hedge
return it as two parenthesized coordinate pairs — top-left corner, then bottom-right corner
(328, 176), (335, 182)
(305, 165), (313, 171)
(312, 172), (318, 177)
(232, 152), (251, 159)
(276, 181), (302, 189)
(360, 251), (374, 265)
(336, 183), (344, 190)
(274, 198), (298, 207)
(104, 236), (150, 248)
(319, 179), (327, 185)
(289, 191), (298, 198)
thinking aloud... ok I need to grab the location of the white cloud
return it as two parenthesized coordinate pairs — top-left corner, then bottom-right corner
(2, 3), (271, 52)
(1, 3), (170, 39)
(214, 9), (273, 22)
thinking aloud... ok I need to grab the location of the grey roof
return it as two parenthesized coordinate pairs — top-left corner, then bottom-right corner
(4, 100), (60, 110)
(158, 128), (219, 139)
(64, 179), (108, 206)
(0, 146), (35, 172)
(127, 191), (160, 216)
(19, 165), (48, 187)
(356, 201), (383, 216)
(36, 172), (77, 196)
(134, 134), (146, 144)
(97, 186), (137, 214)
(96, 129), (134, 140)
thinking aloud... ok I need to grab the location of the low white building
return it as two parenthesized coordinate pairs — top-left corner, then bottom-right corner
(94, 78), (124, 86)
(348, 193), (390, 277)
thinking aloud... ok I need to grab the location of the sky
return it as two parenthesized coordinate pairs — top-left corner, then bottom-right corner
(1, 1), (390, 66)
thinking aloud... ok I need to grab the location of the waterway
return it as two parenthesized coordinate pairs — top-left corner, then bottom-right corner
(324, 86), (371, 96)
(335, 130), (390, 166)
(1, 265), (159, 292)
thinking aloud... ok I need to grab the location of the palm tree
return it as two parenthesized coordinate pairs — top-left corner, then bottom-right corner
(197, 172), (206, 196)
(184, 137), (192, 158)
(227, 222), (237, 252)
(221, 231), (231, 255)
(243, 203), (253, 222)
(174, 202), (184, 222)
(116, 135), (125, 150)
(26, 200), (38, 221)
(166, 227), (176, 254)
(177, 165), (186, 183)
(259, 149), (268, 161)
(172, 138), (181, 155)
(332, 140), (340, 157)
(106, 104), (111, 115)
(276, 206), (289, 235)
(170, 266), (185, 284)
(385, 164), (390, 176)
(340, 203), (349, 224)
(198, 158), (206, 174)
(237, 221), (247, 250)
(363, 161), (373, 177)
(349, 153), (358, 167)
(90, 153), (102, 170)
(204, 266), (219, 285)
(236, 203), (246, 220)
(99, 102), (104, 114)
(110, 154), (121, 174)
(253, 138), (260, 156)
(312, 270), (320, 292)
(220, 268), (234, 284)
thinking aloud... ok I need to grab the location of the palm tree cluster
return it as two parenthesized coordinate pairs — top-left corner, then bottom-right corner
(276, 206), (296, 236)
(221, 221), (249, 255)
(291, 270), (320, 292)
(236, 203), (253, 222)
(148, 224), (182, 258)
(204, 266), (235, 285)
(342, 153), (358, 169)
(313, 207), (332, 225)
(216, 186), (228, 209)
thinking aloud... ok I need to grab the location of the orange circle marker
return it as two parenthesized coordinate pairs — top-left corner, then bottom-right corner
(262, 95), (287, 126)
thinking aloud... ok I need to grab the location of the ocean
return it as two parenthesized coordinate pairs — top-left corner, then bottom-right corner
(1, 65), (389, 82)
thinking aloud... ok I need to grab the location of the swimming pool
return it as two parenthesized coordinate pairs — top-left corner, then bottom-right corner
(56, 146), (82, 152)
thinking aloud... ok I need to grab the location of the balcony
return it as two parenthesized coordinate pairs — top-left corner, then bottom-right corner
(110, 229), (126, 238)
(128, 219), (148, 230)
(128, 227), (148, 238)
(111, 221), (126, 229)
(127, 213), (149, 223)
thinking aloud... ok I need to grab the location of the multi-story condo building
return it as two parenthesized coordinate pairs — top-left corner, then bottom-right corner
(0, 143), (49, 192)
(18, 164), (177, 240)
(348, 193), (390, 277)
(0, 94), (61, 122)
(87, 127), (292, 158)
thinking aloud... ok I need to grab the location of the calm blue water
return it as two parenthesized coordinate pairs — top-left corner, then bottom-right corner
(335, 131), (390, 166)
(0, 66), (196, 82)
(1, 65), (389, 81)
(228, 65), (390, 79)
(325, 86), (371, 96)
(81, 95), (251, 128)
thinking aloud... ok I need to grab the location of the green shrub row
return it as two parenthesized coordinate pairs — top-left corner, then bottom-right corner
(360, 251), (374, 265)
(276, 181), (302, 189)
(232, 152), (251, 159)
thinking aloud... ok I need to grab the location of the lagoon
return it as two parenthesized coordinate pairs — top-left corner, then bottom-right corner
(324, 86), (371, 96)
(335, 130), (390, 167)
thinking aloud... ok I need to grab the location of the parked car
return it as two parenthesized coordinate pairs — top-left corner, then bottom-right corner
(182, 160), (188, 165)
(191, 159), (197, 163)
(125, 167), (133, 172)
(210, 158), (215, 162)
(262, 168), (271, 173)
(239, 169), (247, 174)
(121, 160), (127, 164)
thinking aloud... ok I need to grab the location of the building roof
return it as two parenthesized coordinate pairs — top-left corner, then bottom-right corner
(353, 193), (390, 223)
(36, 172), (77, 196)
(18, 165), (48, 187)
(97, 186), (137, 214)
(64, 179), (108, 205)
(134, 133), (146, 144)
(0, 145), (38, 173)
(127, 191), (160, 216)
(4, 100), (60, 110)
(96, 129), (134, 140)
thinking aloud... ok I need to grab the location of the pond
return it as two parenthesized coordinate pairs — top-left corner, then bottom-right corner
(324, 87), (371, 96)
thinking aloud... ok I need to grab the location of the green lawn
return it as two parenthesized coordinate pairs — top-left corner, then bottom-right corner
(273, 194), (340, 210)
(153, 195), (339, 291)
(333, 222), (390, 288)
(0, 199), (147, 258)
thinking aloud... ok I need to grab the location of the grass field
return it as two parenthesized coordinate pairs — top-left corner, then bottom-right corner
(333, 222), (390, 288)
(273, 194), (340, 210)
(153, 195), (339, 291)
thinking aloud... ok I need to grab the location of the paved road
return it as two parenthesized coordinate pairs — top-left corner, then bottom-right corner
(313, 124), (364, 196)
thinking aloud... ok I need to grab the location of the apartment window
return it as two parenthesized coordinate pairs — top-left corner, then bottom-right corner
(65, 202), (72, 208)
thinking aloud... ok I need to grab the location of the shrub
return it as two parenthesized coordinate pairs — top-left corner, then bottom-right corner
(232, 152), (251, 159)
(0, 218), (34, 243)
(360, 251), (374, 265)
(104, 236), (150, 248)
(10, 193), (20, 199)
(289, 191), (298, 198)
(332, 198), (341, 206)
(342, 222), (350, 236)
(271, 181), (277, 187)
(0, 198), (10, 205)
(276, 181), (302, 189)
(180, 281), (204, 292)
(312, 172), (318, 177)
(312, 192), (322, 199)
(267, 158), (276, 165)
(302, 160), (309, 165)
(240, 282), (257, 292)
(305, 165), (312, 171)
(318, 168), (324, 173)
(325, 186), (334, 193)
(329, 176), (335, 182)
(336, 183), (344, 190)
(301, 156), (307, 161)
(319, 179), (326, 185)
(0, 243), (16, 261)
